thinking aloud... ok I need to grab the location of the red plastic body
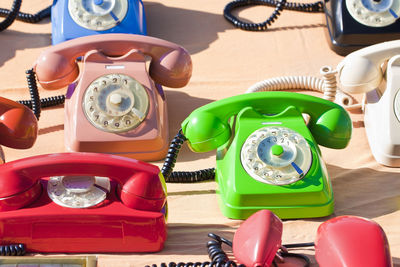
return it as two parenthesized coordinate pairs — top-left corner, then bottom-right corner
(315, 216), (393, 267)
(0, 153), (167, 253)
(232, 210), (283, 267)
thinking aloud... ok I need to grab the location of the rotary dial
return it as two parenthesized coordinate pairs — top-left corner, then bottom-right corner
(68, 0), (128, 31)
(241, 126), (312, 185)
(83, 73), (149, 133)
(47, 175), (111, 208)
(346, 0), (400, 27)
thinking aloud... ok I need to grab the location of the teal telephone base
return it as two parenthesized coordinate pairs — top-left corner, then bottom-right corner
(215, 106), (335, 220)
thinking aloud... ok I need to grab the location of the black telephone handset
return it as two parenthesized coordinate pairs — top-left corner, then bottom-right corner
(324, 0), (400, 55)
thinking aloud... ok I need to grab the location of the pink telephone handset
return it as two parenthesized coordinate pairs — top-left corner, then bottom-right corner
(34, 33), (192, 161)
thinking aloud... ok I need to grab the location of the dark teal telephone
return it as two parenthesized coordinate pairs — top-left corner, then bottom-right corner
(163, 92), (352, 219)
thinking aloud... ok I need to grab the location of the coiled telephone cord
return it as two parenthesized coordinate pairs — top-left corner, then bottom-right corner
(0, 0), (21, 32)
(0, 0), (50, 31)
(147, 233), (311, 267)
(223, 0), (323, 31)
(161, 129), (215, 183)
(18, 69), (66, 120)
(0, 244), (26, 256)
(246, 66), (361, 110)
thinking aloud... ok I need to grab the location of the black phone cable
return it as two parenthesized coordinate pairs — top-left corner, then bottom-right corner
(0, 244), (26, 256)
(0, 0), (21, 32)
(223, 0), (323, 31)
(17, 69), (66, 120)
(161, 129), (215, 183)
(146, 233), (311, 267)
(145, 233), (245, 267)
(0, 0), (50, 28)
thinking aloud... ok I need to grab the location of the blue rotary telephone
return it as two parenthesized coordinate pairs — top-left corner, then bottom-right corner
(51, 0), (147, 44)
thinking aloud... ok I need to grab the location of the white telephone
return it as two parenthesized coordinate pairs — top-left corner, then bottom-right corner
(338, 40), (400, 166)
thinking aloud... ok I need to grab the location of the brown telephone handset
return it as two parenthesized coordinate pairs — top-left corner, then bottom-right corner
(34, 33), (192, 161)
(0, 96), (38, 151)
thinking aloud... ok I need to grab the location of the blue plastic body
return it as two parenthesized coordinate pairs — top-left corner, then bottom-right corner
(51, 0), (147, 45)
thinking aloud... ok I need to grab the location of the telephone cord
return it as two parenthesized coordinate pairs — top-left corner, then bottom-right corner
(0, 0), (21, 32)
(224, 0), (286, 31)
(246, 66), (361, 111)
(17, 69), (66, 120)
(0, 244), (26, 256)
(0, 1), (50, 25)
(145, 233), (245, 267)
(223, 0), (323, 31)
(161, 129), (216, 183)
(147, 233), (311, 267)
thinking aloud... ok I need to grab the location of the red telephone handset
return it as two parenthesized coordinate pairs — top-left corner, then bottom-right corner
(0, 97), (37, 150)
(32, 34), (192, 161)
(0, 152), (167, 253)
(315, 216), (393, 267)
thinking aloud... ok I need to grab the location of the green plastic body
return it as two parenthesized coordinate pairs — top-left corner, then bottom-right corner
(181, 92), (352, 219)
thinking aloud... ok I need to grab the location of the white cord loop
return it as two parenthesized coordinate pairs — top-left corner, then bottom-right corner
(246, 66), (361, 110)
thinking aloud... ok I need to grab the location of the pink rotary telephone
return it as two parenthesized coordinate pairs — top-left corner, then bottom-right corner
(33, 33), (192, 161)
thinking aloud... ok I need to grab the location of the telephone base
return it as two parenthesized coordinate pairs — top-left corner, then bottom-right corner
(323, 0), (400, 56)
(216, 150), (335, 220)
(364, 59), (400, 167)
(65, 140), (169, 162)
(217, 198), (334, 220)
(0, 180), (167, 253)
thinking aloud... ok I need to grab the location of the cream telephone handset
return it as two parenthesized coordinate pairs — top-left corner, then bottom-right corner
(338, 40), (400, 166)
(33, 33), (192, 161)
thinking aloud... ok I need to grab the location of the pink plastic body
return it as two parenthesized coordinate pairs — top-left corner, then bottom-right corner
(64, 50), (168, 161)
(233, 210), (283, 267)
(0, 97), (38, 149)
(34, 33), (192, 161)
(0, 153), (167, 252)
(315, 216), (393, 267)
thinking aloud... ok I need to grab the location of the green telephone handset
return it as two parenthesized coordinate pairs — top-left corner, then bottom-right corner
(177, 91), (352, 219)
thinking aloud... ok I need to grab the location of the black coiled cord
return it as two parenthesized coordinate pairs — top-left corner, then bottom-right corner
(0, 0), (50, 26)
(0, 0), (21, 32)
(18, 69), (66, 120)
(223, 0), (323, 31)
(161, 129), (215, 183)
(145, 234), (245, 267)
(0, 244), (26, 256)
(22, 69), (41, 120)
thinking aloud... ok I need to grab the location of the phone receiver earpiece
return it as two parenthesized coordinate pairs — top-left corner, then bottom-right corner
(315, 216), (393, 267)
(338, 56), (383, 94)
(0, 98), (38, 149)
(232, 210), (283, 267)
(35, 52), (79, 90)
(118, 171), (166, 212)
(150, 48), (192, 88)
(182, 112), (231, 152)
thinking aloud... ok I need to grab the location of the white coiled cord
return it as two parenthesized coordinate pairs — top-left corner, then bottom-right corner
(246, 66), (362, 110)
